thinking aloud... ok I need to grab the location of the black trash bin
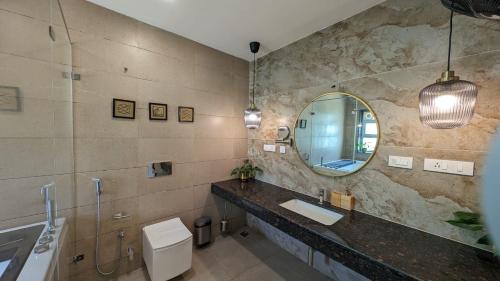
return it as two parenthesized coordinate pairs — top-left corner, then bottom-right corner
(194, 216), (211, 247)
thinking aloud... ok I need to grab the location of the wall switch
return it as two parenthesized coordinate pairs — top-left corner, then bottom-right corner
(279, 146), (286, 154)
(263, 144), (276, 152)
(424, 158), (474, 176)
(388, 156), (413, 169)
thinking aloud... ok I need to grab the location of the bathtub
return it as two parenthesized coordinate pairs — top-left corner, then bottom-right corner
(0, 218), (68, 281)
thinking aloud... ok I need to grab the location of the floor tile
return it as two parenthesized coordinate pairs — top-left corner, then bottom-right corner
(118, 227), (332, 281)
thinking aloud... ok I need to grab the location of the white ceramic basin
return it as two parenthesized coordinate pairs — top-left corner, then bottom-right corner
(279, 199), (343, 225)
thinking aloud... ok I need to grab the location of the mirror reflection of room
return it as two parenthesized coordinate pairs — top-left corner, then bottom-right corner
(295, 93), (378, 176)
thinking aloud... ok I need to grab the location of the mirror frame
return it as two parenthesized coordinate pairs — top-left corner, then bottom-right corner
(293, 92), (380, 177)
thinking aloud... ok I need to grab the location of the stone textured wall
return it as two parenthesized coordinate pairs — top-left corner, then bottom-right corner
(249, 0), (500, 247)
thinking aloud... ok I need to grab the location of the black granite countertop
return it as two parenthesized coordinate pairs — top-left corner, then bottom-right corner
(211, 179), (500, 281)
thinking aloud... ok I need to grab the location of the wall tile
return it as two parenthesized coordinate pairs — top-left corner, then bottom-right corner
(0, 138), (54, 179)
(75, 138), (138, 172)
(194, 139), (235, 161)
(75, 168), (140, 207)
(192, 65), (233, 94)
(103, 10), (138, 47)
(74, 197), (138, 241)
(0, 54), (53, 100)
(0, 10), (50, 61)
(137, 108), (195, 139)
(194, 184), (216, 209)
(74, 102), (139, 138)
(137, 138), (194, 165)
(194, 44), (234, 72)
(138, 187), (194, 223)
(0, 174), (74, 221)
(136, 22), (195, 64)
(0, 98), (55, 138)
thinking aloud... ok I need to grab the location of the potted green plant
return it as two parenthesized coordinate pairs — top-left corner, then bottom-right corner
(446, 211), (490, 245)
(231, 160), (263, 182)
(446, 211), (497, 260)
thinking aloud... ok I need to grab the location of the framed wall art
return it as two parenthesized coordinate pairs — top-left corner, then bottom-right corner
(178, 106), (194, 122)
(149, 103), (168, 120)
(113, 98), (136, 119)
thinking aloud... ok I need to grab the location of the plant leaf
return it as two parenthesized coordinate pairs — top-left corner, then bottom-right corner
(477, 235), (491, 245)
(453, 212), (481, 224)
(446, 220), (483, 231)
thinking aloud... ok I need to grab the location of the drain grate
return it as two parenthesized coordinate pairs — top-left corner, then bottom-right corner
(239, 231), (249, 238)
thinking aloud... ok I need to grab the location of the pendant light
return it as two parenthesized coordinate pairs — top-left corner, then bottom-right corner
(419, 4), (478, 129)
(244, 41), (262, 129)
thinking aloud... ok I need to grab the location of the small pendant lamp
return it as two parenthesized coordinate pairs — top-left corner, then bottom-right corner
(419, 4), (478, 129)
(244, 41), (262, 129)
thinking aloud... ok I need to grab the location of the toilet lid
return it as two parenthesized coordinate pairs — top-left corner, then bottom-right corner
(143, 218), (192, 250)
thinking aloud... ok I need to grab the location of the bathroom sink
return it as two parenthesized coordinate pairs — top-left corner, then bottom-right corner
(279, 199), (343, 225)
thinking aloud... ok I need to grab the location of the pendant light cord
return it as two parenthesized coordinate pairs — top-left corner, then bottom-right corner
(447, 4), (454, 71)
(252, 52), (256, 104)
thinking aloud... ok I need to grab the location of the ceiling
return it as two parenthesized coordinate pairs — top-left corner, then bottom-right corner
(88, 0), (384, 61)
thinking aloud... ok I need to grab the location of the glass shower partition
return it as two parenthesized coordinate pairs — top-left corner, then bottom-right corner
(0, 0), (73, 280)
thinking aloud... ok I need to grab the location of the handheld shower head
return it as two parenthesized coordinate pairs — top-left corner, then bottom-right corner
(92, 178), (102, 196)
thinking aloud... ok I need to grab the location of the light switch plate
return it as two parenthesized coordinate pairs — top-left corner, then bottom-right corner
(424, 158), (474, 176)
(263, 144), (276, 152)
(279, 146), (286, 154)
(388, 156), (413, 169)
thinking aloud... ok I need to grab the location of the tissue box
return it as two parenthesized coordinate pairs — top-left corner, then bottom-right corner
(340, 194), (355, 210)
(330, 191), (342, 207)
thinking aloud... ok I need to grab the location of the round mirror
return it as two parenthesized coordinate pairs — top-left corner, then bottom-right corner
(294, 92), (380, 177)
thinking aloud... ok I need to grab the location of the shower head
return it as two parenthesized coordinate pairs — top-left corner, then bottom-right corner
(92, 178), (102, 196)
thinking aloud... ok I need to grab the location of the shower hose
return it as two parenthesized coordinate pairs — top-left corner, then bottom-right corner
(95, 183), (124, 276)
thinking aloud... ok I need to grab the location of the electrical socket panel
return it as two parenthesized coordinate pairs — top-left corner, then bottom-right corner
(279, 146), (286, 154)
(423, 158), (474, 176)
(263, 144), (276, 152)
(388, 156), (413, 169)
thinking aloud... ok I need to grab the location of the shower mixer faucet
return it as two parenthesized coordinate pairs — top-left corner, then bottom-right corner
(41, 182), (56, 234)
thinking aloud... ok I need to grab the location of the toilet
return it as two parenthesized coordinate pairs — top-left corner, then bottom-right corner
(143, 218), (193, 281)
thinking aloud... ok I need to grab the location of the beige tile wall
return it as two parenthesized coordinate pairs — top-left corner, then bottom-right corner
(0, 0), (73, 222)
(0, 1), (73, 280)
(60, 0), (248, 280)
(0, 0), (248, 280)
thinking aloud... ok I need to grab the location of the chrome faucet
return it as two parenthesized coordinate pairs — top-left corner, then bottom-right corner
(318, 189), (325, 204)
(41, 183), (56, 234)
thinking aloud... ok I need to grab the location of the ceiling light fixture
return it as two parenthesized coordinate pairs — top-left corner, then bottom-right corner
(419, 3), (478, 129)
(244, 41), (262, 129)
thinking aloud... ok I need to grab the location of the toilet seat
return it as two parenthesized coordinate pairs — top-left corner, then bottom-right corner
(143, 218), (191, 250)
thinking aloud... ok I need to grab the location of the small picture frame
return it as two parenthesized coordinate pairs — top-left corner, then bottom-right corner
(0, 86), (21, 112)
(113, 98), (136, 119)
(149, 103), (168, 120)
(178, 106), (194, 122)
(299, 119), (307, 129)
